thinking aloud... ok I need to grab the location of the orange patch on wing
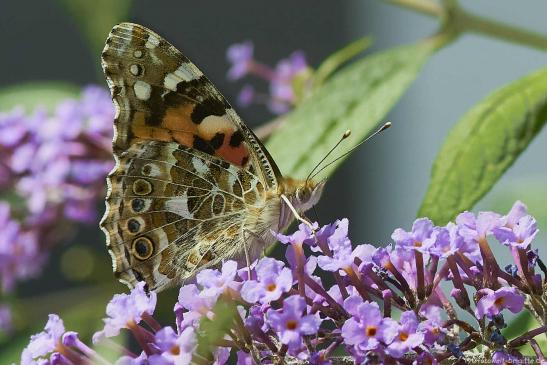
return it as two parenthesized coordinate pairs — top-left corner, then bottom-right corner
(163, 104), (198, 148)
(163, 104), (196, 132)
(131, 104), (251, 167)
(198, 117), (250, 166)
(217, 141), (248, 166)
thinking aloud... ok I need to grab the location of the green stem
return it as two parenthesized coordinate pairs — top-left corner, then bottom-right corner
(386, 0), (444, 17)
(456, 9), (547, 52)
(385, 0), (547, 52)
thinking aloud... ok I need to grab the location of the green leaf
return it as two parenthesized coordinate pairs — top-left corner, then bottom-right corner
(418, 67), (547, 224)
(503, 310), (535, 340)
(0, 82), (79, 112)
(266, 41), (434, 180)
(197, 298), (237, 360)
(504, 311), (547, 356)
(57, 0), (133, 57)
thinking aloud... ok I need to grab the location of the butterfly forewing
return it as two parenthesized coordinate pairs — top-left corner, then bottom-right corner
(101, 23), (280, 185)
(100, 23), (281, 291)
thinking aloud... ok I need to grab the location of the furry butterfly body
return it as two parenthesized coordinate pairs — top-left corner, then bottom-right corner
(100, 23), (324, 292)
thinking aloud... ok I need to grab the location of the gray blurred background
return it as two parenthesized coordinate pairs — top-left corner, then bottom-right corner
(1, 0), (546, 307)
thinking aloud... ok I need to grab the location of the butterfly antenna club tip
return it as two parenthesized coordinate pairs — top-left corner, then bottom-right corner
(379, 121), (392, 132)
(343, 129), (352, 138)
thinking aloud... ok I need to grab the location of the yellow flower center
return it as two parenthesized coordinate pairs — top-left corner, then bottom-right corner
(494, 297), (505, 307)
(365, 325), (377, 337)
(286, 320), (298, 330)
(266, 283), (277, 292)
(399, 331), (409, 341)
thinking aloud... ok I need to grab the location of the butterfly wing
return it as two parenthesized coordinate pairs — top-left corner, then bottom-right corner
(100, 23), (279, 291)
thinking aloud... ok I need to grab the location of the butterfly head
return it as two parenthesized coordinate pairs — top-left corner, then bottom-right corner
(296, 179), (326, 212)
(282, 178), (326, 214)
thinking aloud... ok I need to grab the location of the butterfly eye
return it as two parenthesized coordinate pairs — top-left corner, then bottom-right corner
(298, 187), (311, 202)
(132, 237), (154, 260)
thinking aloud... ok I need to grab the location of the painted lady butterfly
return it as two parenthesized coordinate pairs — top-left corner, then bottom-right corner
(100, 23), (324, 292)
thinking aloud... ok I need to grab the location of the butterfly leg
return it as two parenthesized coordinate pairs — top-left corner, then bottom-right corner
(242, 229), (269, 278)
(242, 230), (252, 279)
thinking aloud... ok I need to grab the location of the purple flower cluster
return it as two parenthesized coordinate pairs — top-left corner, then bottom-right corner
(226, 41), (311, 114)
(20, 201), (547, 364)
(0, 86), (114, 293)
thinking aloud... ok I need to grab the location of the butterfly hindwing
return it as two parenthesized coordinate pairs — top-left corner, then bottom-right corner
(100, 139), (269, 291)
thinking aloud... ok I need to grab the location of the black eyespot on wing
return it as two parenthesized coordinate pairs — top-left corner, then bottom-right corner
(210, 133), (225, 150)
(131, 198), (145, 212)
(127, 219), (141, 233)
(229, 130), (244, 147)
(135, 240), (148, 256)
(193, 135), (215, 155)
(132, 237), (154, 260)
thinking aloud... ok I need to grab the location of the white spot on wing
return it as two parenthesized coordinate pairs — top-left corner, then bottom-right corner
(164, 73), (179, 92)
(165, 195), (192, 217)
(227, 172), (236, 188)
(192, 157), (209, 175)
(198, 115), (235, 139)
(134, 81), (151, 100)
(145, 35), (160, 49)
(163, 64), (204, 91)
(130, 64), (140, 76)
(175, 64), (202, 81)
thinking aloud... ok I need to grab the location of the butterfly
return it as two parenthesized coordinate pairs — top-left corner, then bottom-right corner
(99, 23), (325, 292)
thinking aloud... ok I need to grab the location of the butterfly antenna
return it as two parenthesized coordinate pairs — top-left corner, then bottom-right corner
(305, 129), (352, 185)
(311, 122), (391, 180)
